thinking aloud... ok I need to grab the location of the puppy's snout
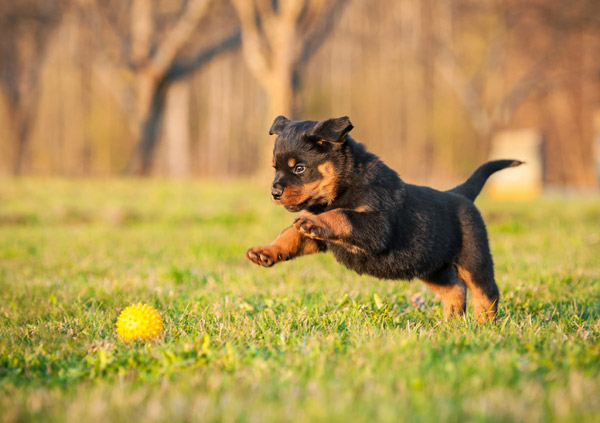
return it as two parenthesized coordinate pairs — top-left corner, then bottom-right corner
(271, 184), (283, 201)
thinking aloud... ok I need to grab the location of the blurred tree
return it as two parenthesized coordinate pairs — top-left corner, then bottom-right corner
(0, 0), (66, 175)
(230, 0), (348, 124)
(2, 0), (598, 186)
(429, 0), (600, 186)
(428, 0), (559, 155)
(520, 0), (600, 187)
(76, 0), (240, 175)
(420, 0), (435, 180)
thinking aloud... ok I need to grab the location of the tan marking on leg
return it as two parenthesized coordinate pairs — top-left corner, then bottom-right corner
(313, 210), (352, 237)
(295, 209), (369, 253)
(272, 225), (321, 256)
(456, 265), (498, 322)
(354, 205), (372, 213)
(246, 225), (321, 267)
(422, 280), (466, 319)
(297, 210), (352, 238)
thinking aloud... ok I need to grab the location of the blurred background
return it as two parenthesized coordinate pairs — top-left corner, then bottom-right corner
(1, 0), (599, 189)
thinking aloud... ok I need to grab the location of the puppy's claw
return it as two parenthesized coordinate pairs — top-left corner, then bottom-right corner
(294, 217), (326, 239)
(245, 246), (281, 267)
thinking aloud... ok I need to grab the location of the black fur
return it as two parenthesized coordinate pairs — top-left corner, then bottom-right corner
(248, 116), (522, 321)
(449, 159), (523, 201)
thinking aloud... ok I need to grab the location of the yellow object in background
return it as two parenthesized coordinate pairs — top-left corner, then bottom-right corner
(486, 129), (544, 200)
(116, 303), (163, 342)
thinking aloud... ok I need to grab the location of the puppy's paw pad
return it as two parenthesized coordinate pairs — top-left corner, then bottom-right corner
(245, 246), (280, 267)
(294, 217), (326, 239)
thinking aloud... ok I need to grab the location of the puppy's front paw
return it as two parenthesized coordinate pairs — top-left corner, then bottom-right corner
(245, 245), (287, 267)
(293, 216), (330, 240)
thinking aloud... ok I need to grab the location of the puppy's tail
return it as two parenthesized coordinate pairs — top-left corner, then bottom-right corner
(448, 159), (523, 201)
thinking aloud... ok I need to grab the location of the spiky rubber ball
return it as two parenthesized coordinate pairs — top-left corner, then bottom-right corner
(116, 303), (163, 342)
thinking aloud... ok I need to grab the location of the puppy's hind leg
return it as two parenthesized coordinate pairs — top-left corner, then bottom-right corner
(457, 208), (500, 322)
(422, 266), (466, 320)
(456, 262), (499, 323)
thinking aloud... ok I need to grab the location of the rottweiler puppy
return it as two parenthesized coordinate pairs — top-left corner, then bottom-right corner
(246, 116), (522, 322)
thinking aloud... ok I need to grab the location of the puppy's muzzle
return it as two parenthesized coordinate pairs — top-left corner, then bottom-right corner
(271, 184), (283, 201)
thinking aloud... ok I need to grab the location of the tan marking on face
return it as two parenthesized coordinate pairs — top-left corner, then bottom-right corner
(299, 161), (339, 205)
(279, 185), (303, 206)
(288, 158), (296, 168)
(280, 161), (339, 208)
(316, 161), (340, 205)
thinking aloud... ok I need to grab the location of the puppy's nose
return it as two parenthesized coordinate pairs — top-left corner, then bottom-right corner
(271, 186), (283, 200)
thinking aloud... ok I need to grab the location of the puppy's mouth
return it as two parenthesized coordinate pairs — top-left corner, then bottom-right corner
(283, 200), (310, 213)
(272, 187), (316, 212)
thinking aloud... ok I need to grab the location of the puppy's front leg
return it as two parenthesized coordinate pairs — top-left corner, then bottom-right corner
(294, 210), (351, 241)
(294, 209), (389, 253)
(246, 225), (325, 267)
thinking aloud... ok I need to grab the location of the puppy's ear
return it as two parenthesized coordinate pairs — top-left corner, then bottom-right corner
(311, 116), (353, 144)
(269, 115), (291, 135)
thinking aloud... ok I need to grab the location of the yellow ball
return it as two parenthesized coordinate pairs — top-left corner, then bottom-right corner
(116, 303), (163, 342)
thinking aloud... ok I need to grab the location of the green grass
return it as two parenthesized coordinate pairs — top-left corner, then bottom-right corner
(1, 179), (599, 423)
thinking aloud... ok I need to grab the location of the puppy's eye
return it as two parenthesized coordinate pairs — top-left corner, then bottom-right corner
(293, 164), (306, 175)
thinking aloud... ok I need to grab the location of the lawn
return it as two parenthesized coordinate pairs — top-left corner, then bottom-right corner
(1, 179), (599, 423)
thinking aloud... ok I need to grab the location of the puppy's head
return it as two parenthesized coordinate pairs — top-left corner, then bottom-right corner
(268, 116), (353, 212)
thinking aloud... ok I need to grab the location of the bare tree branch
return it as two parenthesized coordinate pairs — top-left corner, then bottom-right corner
(300, 0), (348, 63)
(150, 0), (213, 77)
(492, 30), (564, 125)
(167, 28), (242, 81)
(131, 0), (153, 67)
(231, 0), (273, 85)
(280, 0), (306, 26)
(231, 0), (349, 108)
(92, 64), (139, 135)
(430, 8), (567, 142)
(433, 41), (492, 136)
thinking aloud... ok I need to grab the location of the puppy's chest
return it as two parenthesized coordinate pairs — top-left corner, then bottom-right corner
(327, 239), (365, 256)
(328, 242), (368, 268)
(327, 242), (415, 280)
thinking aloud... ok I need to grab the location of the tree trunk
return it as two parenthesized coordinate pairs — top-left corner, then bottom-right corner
(266, 68), (296, 121)
(10, 31), (40, 175)
(420, 0), (435, 182)
(164, 80), (191, 178)
(137, 71), (158, 135)
(261, 61), (297, 176)
(127, 74), (168, 175)
(12, 112), (32, 176)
